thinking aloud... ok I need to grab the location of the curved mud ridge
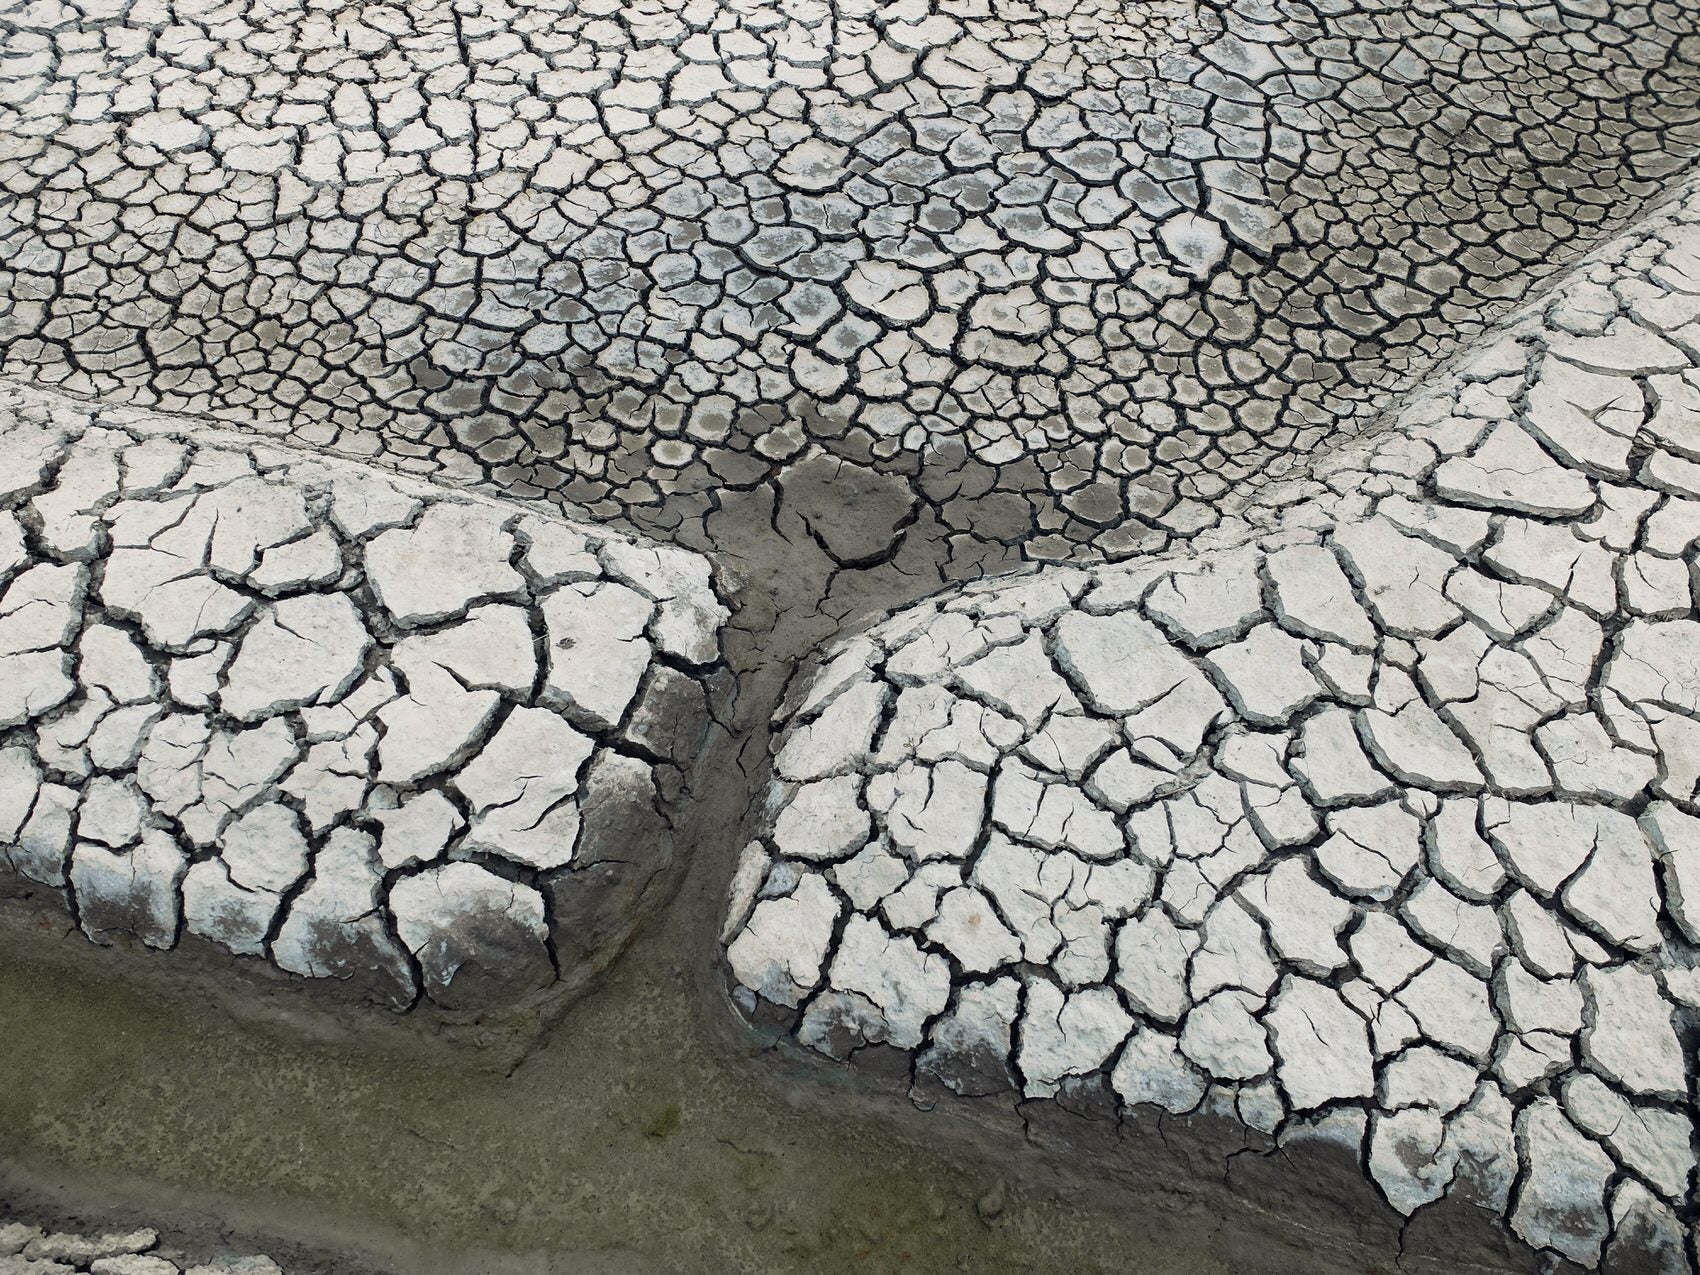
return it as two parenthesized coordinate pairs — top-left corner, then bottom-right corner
(2, 0), (1700, 1271)
(0, 387), (730, 1042)
(725, 169), (1700, 1273)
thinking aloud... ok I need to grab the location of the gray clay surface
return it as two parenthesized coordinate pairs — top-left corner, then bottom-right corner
(2, 0), (1700, 1271)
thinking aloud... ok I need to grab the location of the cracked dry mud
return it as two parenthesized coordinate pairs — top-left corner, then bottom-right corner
(3, 0), (1700, 1271)
(0, 390), (728, 1018)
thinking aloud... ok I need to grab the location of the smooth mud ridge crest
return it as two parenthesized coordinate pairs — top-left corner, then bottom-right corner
(2, 0), (1700, 1272)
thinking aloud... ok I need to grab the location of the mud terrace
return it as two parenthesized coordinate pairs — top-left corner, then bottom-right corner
(2, 0), (1700, 1271)
(0, 384), (725, 1013)
(727, 164), (1700, 1273)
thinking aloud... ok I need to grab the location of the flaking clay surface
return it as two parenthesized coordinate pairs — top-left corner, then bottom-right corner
(2, 0), (1700, 1270)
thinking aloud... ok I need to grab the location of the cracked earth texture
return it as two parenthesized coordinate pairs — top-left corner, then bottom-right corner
(726, 172), (1700, 1270)
(2, 0), (1700, 1271)
(0, 383), (727, 1016)
(4, 0), (1700, 568)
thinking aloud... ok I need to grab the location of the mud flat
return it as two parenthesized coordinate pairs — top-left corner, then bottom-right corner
(4, 0), (1700, 1270)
